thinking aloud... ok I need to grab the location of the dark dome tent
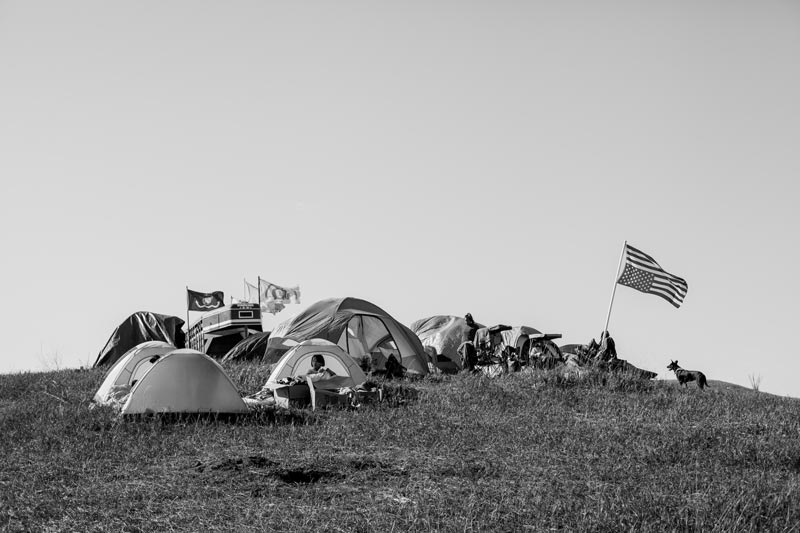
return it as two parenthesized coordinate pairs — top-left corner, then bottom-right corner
(221, 331), (271, 363)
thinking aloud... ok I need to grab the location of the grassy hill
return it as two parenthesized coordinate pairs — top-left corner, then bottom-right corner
(2, 364), (799, 532)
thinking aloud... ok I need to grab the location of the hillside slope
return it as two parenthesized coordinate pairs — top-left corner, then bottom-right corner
(1, 365), (799, 532)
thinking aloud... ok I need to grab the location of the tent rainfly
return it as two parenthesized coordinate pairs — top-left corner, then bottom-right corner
(266, 297), (428, 375)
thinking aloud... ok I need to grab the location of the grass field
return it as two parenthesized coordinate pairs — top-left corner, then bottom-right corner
(2, 364), (799, 532)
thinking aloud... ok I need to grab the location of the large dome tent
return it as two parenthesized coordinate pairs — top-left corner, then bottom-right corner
(265, 297), (428, 375)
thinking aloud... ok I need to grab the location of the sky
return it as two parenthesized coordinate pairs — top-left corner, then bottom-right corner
(1, 1), (798, 396)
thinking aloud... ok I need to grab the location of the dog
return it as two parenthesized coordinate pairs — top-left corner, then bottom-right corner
(667, 360), (709, 390)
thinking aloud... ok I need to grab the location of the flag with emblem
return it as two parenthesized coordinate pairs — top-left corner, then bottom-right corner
(187, 288), (225, 312)
(257, 278), (301, 314)
(617, 244), (688, 308)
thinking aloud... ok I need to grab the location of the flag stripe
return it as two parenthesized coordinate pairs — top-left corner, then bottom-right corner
(652, 277), (688, 295)
(627, 261), (688, 288)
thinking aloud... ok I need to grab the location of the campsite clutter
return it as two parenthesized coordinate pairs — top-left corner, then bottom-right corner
(412, 314), (565, 376)
(90, 243), (694, 415)
(92, 304), (659, 417)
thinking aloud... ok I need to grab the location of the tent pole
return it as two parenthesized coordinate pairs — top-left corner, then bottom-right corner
(601, 241), (627, 342)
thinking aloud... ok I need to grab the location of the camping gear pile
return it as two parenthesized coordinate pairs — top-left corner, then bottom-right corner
(412, 316), (565, 375)
(92, 296), (658, 416)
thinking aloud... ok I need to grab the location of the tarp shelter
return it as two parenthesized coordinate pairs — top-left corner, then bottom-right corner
(221, 332), (271, 363)
(265, 297), (428, 375)
(94, 312), (185, 368)
(117, 348), (249, 415)
(265, 339), (368, 389)
(410, 315), (485, 372)
(93, 341), (175, 405)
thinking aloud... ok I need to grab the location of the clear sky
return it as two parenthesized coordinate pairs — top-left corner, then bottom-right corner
(1, 1), (798, 395)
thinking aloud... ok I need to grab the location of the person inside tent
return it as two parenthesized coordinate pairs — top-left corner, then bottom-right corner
(383, 353), (406, 379)
(306, 353), (337, 382)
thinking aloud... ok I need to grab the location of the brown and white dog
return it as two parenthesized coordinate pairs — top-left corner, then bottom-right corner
(667, 360), (709, 390)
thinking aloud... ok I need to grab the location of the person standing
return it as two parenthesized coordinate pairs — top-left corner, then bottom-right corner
(459, 313), (479, 371)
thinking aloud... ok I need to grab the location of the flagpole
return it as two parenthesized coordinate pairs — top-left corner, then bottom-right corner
(185, 286), (190, 342)
(602, 241), (627, 341)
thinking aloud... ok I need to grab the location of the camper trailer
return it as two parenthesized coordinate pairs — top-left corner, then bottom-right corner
(187, 302), (262, 358)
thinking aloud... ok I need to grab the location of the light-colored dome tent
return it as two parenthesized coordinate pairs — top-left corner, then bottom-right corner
(93, 341), (175, 405)
(94, 311), (185, 368)
(265, 339), (368, 389)
(265, 297), (429, 376)
(410, 315), (485, 372)
(116, 348), (249, 415)
(221, 331), (271, 363)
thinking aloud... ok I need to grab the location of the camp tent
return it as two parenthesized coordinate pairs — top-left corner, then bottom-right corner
(265, 297), (428, 375)
(94, 311), (185, 368)
(93, 341), (175, 405)
(221, 331), (271, 363)
(115, 348), (249, 415)
(265, 339), (368, 389)
(410, 315), (485, 372)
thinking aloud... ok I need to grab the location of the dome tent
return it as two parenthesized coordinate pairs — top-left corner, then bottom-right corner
(118, 348), (249, 415)
(265, 297), (428, 375)
(265, 339), (368, 389)
(93, 341), (175, 405)
(94, 311), (185, 368)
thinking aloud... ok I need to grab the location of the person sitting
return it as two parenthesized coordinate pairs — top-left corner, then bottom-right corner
(306, 353), (337, 381)
(383, 353), (406, 379)
(595, 331), (617, 363)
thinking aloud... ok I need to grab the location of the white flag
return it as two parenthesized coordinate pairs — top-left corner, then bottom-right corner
(258, 279), (301, 314)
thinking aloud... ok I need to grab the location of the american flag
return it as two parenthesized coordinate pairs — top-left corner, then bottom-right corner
(617, 244), (688, 308)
